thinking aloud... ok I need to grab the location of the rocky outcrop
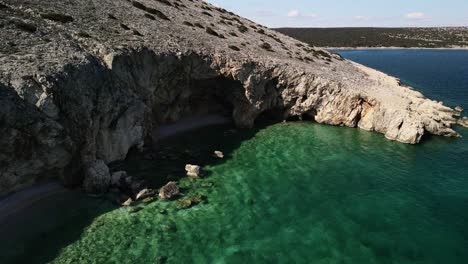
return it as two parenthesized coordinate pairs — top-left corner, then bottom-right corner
(0, 0), (461, 196)
(83, 160), (111, 193)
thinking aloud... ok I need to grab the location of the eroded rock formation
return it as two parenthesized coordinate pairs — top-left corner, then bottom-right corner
(0, 0), (461, 196)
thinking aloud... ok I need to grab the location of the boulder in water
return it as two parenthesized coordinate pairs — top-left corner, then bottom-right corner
(455, 106), (464, 112)
(185, 164), (201, 177)
(83, 160), (111, 193)
(135, 188), (155, 200)
(214, 151), (224, 159)
(159, 181), (179, 199)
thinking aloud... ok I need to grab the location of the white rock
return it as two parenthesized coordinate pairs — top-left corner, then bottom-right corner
(185, 164), (201, 177)
(214, 151), (224, 159)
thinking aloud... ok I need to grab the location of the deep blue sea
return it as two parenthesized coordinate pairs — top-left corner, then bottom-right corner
(0, 50), (467, 263)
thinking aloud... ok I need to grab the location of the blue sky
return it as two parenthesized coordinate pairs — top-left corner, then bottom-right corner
(204, 0), (468, 28)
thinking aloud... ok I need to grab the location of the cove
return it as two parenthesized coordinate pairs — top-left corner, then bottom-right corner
(1, 50), (467, 264)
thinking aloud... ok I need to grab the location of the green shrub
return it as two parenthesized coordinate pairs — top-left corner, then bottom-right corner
(201, 11), (212, 17)
(194, 22), (204, 28)
(144, 14), (156, 20)
(120, 23), (130, 30)
(40, 13), (74, 23)
(183, 21), (194, 27)
(206, 27), (224, 38)
(14, 20), (37, 33)
(238, 25), (248, 33)
(260, 42), (273, 51)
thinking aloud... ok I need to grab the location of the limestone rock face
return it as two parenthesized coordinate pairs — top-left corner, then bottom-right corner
(0, 0), (461, 195)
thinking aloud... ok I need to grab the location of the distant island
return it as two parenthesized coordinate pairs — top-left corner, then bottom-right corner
(275, 27), (468, 49)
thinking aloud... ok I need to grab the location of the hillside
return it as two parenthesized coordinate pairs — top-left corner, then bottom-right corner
(275, 27), (468, 48)
(0, 0), (461, 196)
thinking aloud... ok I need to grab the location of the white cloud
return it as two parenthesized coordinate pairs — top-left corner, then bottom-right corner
(406, 12), (425, 19)
(287, 10), (317, 18)
(354, 16), (370, 21)
(287, 10), (300, 17)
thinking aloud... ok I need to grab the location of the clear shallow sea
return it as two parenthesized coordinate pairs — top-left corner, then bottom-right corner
(1, 50), (467, 264)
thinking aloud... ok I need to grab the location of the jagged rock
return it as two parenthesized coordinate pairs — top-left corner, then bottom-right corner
(111, 171), (128, 186)
(214, 151), (224, 159)
(158, 181), (179, 199)
(185, 164), (201, 177)
(135, 188), (155, 200)
(83, 160), (111, 193)
(0, 0), (461, 195)
(458, 117), (468, 127)
(177, 194), (205, 209)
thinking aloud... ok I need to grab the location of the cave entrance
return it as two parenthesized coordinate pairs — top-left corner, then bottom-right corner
(152, 76), (244, 142)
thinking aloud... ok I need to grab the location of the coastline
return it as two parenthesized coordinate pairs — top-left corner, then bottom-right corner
(324, 46), (468, 50)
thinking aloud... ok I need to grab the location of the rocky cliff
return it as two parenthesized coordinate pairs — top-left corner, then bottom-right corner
(0, 0), (461, 196)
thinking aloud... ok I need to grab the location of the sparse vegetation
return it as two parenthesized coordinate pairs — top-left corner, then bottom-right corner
(194, 22), (204, 29)
(133, 29), (143, 36)
(201, 11), (212, 17)
(206, 27), (224, 38)
(229, 31), (238, 37)
(238, 25), (248, 33)
(183, 21), (194, 27)
(257, 29), (265, 35)
(40, 13), (74, 23)
(120, 23), (130, 30)
(260, 42), (273, 51)
(228, 45), (240, 51)
(14, 20), (37, 33)
(155, 0), (173, 6)
(132, 1), (170, 21)
(76, 31), (91, 38)
(144, 14), (156, 20)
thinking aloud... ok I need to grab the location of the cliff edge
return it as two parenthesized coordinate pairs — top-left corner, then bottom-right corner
(0, 0), (460, 196)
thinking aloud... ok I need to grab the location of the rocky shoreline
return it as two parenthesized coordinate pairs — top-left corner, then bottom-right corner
(0, 0), (466, 197)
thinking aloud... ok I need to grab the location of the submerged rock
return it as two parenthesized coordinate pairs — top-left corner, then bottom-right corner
(177, 194), (206, 209)
(83, 160), (111, 193)
(159, 181), (180, 200)
(455, 106), (464, 112)
(458, 117), (468, 127)
(185, 164), (201, 177)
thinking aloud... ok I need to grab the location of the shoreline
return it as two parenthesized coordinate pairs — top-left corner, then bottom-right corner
(324, 46), (468, 50)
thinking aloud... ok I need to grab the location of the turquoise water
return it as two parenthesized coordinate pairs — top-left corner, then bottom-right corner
(1, 50), (468, 263)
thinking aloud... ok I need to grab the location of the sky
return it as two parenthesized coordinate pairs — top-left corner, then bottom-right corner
(204, 0), (468, 28)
